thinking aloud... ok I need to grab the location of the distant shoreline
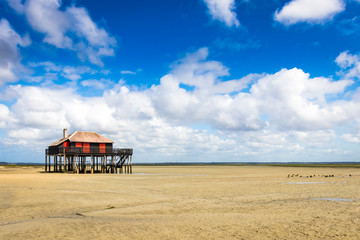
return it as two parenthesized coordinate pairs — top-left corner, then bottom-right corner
(1, 162), (360, 168)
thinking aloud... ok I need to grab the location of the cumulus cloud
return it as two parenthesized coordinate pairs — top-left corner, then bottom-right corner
(274, 0), (345, 25)
(203, 0), (239, 27)
(151, 48), (264, 130)
(0, 19), (31, 86)
(335, 51), (360, 80)
(251, 68), (352, 130)
(162, 47), (261, 94)
(6, 0), (116, 66)
(151, 48), (353, 131)
(1, 84), (230, 159)
(335, 51), (359, 69)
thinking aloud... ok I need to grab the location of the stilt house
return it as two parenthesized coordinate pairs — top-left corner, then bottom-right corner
(45, 129), (133, 174)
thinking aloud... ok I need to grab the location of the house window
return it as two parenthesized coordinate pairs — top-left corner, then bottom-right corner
(75, 142), (82, 148)
(99, 143), (106, 153)
(83, 143), (90, 153)
(63, 142), (69, 152)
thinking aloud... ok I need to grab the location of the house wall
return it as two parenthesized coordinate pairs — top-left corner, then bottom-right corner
(47, 142), (113, 155)
(48, 146), (60, 155)
(67, 142), (113, 153)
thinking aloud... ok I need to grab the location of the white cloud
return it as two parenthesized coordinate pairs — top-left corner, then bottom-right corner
(203, 0), (239, 27)
(25, 0), (72, 48)
(151, 48), (264, 130)
(167, 47), (229, 89)
(81, 79), (113, 89)
(251, 68), (352, 130)
(152, 48), (353, 132)
(67, 7), (115, 47)
(0, 104), (10, 128)
(341, 134), (360, 143)
(28, 61), (61, 72)
(66, 6), (116, 65)
(335, 51), (360, 80)
(29, 61), (97, 83)
(61, 66), (94, 81)
(0, 19), (31, 86)
(120, 70), (136, 75)
(0, 65), (17, 86)
(274, 0), (345, 25)
(5, 0), (25, 13)
(335, 51), (359, 68)
(6, 0), (116, 66)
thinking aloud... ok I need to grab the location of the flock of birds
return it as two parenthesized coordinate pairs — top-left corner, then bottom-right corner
(287, 173), (352, 178)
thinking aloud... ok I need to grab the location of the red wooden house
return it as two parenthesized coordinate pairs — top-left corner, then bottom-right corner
(48, 129), (114, 155)
(45, 129), (133, 174)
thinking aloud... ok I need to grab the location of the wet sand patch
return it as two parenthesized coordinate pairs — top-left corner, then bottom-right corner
(310, 198), (355, 202)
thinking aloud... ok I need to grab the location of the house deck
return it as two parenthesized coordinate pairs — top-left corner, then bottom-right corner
(45, 148), (133, 174)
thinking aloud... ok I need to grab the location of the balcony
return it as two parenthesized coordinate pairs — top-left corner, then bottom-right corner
(46, 147), (133, 155)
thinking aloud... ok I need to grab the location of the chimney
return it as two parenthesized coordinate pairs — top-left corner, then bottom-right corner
(63, 128), (68, 138)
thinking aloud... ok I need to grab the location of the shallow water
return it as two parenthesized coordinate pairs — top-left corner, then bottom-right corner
(311, 198), (355, 202)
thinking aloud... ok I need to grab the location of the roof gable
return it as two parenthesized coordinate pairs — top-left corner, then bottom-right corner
(49, 131), (114, 146)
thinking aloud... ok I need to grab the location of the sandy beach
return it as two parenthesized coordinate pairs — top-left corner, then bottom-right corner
(0, 165), (359, 239)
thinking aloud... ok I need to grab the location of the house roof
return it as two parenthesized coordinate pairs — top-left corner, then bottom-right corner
(49, 131), (114, 147)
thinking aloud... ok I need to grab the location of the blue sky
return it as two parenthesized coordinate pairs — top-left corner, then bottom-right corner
(0, 0), (360, 163)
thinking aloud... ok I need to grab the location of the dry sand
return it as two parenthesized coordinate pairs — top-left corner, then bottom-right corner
(0, 165), (359, 239)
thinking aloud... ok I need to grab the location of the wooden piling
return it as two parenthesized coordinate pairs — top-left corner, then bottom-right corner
(45, 154), (47, 172)
(76, 155), (79, 174)
(130, 155), (132, 174)
(83, 157), (86, 174)
(91, 155), (94, 174)
(55, 156), (57, 172)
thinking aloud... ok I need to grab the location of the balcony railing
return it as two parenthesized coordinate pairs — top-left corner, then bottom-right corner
(46, 147), (133, 155)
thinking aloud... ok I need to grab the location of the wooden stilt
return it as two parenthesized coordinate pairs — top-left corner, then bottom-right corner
(60, 155), (62, 172)
(45, 154), (47, 172)
(111, 155), (114, 173)
(101, 156), (103, 173)
(84, 157), (86, 174)
(55, 156), (57, 172)
(130, 155), (132, 174)
(91, 155), (94, 174)
(47, 155), (50, 172)
(104, 155), (106, 173)
(76, 155), (79, 174)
